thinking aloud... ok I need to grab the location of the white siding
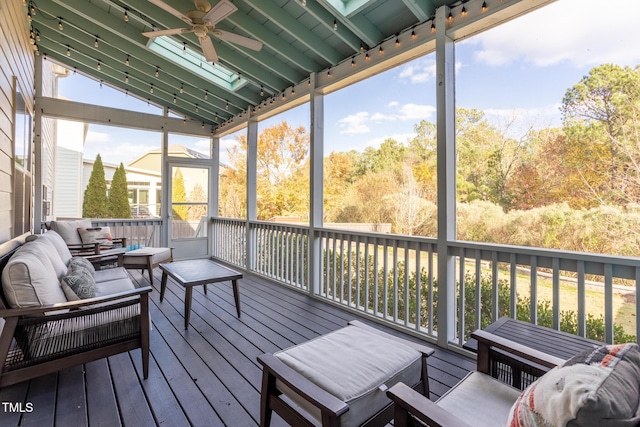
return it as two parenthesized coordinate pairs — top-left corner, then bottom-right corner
(0, 0), (35, 243)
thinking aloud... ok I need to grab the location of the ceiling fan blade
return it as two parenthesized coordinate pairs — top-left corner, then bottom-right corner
(212, 29), (263, 51)
(200, 36), (219, 62)
(202, 0), (238, 26)
(148, 0), (193, 25)
(142, 28), (194, 38)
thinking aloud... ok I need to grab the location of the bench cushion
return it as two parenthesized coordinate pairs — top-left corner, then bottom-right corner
(38, 231), (74, 265)
(274, 325), (422, 427)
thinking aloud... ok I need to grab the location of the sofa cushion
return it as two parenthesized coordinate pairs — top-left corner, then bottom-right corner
(61, 263), (96, 299)
(39, 230), (74, 265)
(121, 247), (172, 266)
(78, 226), (114, 247)
(1, 242), (67, 308)
(506, 343), (640, 427)
(95, 278), (136, 297)
(49, 220), (92, 246)
(95, 267), (130, 283)
(32, 238), (68, 279)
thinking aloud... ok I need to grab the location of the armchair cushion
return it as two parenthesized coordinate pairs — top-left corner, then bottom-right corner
(49, 220), (92, 246)
(507, 343), (640, 427)
(78, 226), (114, 247)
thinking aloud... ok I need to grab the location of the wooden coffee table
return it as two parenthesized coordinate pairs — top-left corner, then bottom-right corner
(159, 259), (243, 329)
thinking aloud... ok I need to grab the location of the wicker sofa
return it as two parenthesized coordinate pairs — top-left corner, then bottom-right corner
(0, 231), (150, 388)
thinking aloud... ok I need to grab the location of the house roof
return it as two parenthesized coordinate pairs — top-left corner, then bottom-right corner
(27, 0), (552, 131)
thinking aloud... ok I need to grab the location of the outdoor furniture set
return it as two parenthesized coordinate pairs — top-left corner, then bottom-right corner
(1, 222), (638, 426)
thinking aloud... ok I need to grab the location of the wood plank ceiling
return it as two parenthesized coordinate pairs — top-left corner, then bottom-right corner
(27, 0), (453, 128)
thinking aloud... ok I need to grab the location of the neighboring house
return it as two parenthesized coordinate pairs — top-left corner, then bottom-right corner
(56, 134), (205, 218)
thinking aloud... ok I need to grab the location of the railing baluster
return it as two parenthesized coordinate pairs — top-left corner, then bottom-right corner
(577, 260), (586, 337)
(605, 263), (613, 343)
(510, 253), (517, 319)
(552, 258), (560, 330)
(415, 243), (421, 332)
(475, 249), (481, 330)
(530, 255), (538, 324)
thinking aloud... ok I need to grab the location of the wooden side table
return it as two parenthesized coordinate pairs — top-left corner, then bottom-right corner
(159, 259), (243, 329)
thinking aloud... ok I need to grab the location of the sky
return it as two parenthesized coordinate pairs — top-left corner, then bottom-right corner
(57, 0), (640, 167)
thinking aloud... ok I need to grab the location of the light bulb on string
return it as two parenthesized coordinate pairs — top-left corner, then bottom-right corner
(448, 11), (453, 22)
(260, 86), (264, 96)
(94, 37), (99, 48)
(97, 61), (101, 70)
(351, 58), (355, 68)
(155, 67), (159, 77)
(395, 38), (400, 47)
(226, 101), (229, 110)
(204, 90), (208, 100)
(173, 95), (177, 104)
(333, 20), (338, 30)
(180, 83), (184, 93)
(482, 1), (488, 12)
(58, 19), (63, 31)
(125, 72), (129, 83)
(66, 46), (71, 56)
(431, 22), (435, 33)
(124, 9), (129, 22)
(461, 6), (467, 16)
(125, 55), (129, 65)
(150, 84), (154, 93)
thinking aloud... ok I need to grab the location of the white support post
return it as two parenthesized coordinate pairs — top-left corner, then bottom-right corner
(435, 5), (457, 348)
(246, 116), (258, 271)
(210, 133), (219, 257)
(34, 55), (44, 233)
(161, 109), (169, 247)
(308, 72), (324, 295)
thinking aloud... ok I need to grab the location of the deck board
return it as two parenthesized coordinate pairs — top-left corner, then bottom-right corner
(0, 266), (475, 426)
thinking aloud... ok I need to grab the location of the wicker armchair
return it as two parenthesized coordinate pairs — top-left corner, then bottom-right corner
(387, 330), (563, 427)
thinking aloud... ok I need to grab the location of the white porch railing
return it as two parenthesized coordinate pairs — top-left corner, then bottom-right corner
(211, 218), (640, 348)
(92, 218), (163, 249)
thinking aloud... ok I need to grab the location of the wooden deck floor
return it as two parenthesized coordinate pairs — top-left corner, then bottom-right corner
(0, 266), (475, 427)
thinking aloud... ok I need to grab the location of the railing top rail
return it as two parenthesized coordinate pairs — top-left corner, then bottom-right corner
(450, 240), (640, 268)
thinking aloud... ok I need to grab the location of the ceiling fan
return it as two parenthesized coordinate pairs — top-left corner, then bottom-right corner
(143, 0), (263, 62)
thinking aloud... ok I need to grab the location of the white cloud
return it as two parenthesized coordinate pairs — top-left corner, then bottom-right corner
(339, 112), (372, 134)
(387, 101), (399, 108)
(467, 0), (640, 68)
(399, 59), (436, 83)
(85, 130), (110, 143)
(370, 112), (396, 121)
(396, 103), (436, 121)
(399, 58), (463, 83)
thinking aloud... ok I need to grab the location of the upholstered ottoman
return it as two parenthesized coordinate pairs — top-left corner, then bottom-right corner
(119, 247), (173, 286)
(257, 320), (434, 427)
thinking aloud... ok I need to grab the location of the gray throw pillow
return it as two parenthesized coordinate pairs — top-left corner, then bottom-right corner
(61, 264), (96, 299)
(69, 256), (96, 276)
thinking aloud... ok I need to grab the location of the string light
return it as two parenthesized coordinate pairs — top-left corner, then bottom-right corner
(448, 11), (453, 22)
(412, 29), (418, 39)
(291, 88), (295, 95)
(58, 19), (63, 31)
(431, 22), (436, 33)
(360, 42), (365, 52)
(100, 80), (103, 88)
(66, 46), (71, 56)
(173, 94), (177, 103)
(301, 0), (306, 6)
(124, 8), (129, 22)
(94, 37), (99, 48)
(395, 38), (400, 47)
(30, 3), (35, 15)
(482, 1), (488, 12)
(461, 6), (467, 16)
(204, 90), (208, 100)
(379, 46), (384, 55)
(155, 67), (159, 77)
(327, 68), (331, 77)
(195, 104), (199, 113)
(202, 122), (205, 129)
(182, 42), (187, 54)
(282, 93), (286, 100)
(226, 101), (229, 110)
(333, 20), (338, 30)
(260, 85), (264, 96)
(351, 58), (355, 68)
(125, 72), (129, 83)
(365, 53), (370, 61)
(180, 83), (184, 93)
(27, 12), (32, 22)
(125, 55), (130, 65)
(97, 61), (101, 70)
(150, 84), (154, 93)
